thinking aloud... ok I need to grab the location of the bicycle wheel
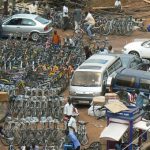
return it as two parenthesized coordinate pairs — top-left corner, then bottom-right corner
(100, 22), (111, 36)
(74, 29), (84, 39)
(88, 141), (102, 150)
(79, 133), (89, 146)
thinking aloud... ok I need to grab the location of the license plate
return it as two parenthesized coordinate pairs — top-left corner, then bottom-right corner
(79, 101), (89, 104)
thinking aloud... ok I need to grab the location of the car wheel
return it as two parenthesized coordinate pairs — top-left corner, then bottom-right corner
(129, 51), (140, 57)
(31, 32), (39, 41)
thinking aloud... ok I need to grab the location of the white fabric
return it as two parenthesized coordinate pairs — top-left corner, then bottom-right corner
(63, 5), (68, 17)
(63, 103), (74, 116)
(29, 4), (38, 14)
(85, 13), (95, 25)
(88, 105), (105, 117)
(100, 123), (128, 141)
(68, 116), (77, 132)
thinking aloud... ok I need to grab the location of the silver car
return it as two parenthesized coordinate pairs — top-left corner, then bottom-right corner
(2, 14), (53, 41)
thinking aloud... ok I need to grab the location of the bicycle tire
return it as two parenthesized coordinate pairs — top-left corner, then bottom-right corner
(79, 133), (89, 146)
(74, 29), (84, 39)
(100, 22), (111, 36)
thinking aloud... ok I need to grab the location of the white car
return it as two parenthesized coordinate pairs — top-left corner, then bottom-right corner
(122, 40), (150, 59)
(2, 14), (53, 41)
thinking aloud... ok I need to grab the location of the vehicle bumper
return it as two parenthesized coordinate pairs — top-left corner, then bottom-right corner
(70, 95), (93, 104)
(39, 27), (53, 35)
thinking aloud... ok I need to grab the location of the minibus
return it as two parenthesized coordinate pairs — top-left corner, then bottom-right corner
(69, 54), (122, 104)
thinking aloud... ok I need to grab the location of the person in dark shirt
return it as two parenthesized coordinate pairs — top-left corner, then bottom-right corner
(84, 46), (92, 59)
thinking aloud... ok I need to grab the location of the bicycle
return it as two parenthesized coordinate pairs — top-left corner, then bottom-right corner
(73, 22), (100, 40)
(77, 121), (89, 146)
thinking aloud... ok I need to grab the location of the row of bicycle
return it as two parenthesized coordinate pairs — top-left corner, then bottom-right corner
(9, 94), (64, 120)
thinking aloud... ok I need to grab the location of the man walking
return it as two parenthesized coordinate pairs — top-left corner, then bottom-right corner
(73, 5), (82, 31)
(63, 3), (69, 30)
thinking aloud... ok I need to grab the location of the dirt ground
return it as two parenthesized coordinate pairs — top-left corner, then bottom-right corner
(0, 0), (150, 149)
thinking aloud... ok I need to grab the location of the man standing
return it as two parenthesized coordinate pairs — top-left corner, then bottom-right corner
(84, 10), (95, 39)
(3, 0), (8, 15)
(29, 2), (38, 14)
(63, 3), (69, 31)
(73, 6), (82, 31)
(114, 0), (122, 11)
(52, 30), (61, 49)
(64, 97), (74, 119)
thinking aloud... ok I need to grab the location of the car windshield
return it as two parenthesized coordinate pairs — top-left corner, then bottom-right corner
(142, 40), (150, 47)
(35, 16), (49, 24)
(71, 71), (101, 87)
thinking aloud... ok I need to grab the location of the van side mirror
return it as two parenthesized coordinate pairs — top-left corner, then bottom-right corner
(106, 77), (113, 89)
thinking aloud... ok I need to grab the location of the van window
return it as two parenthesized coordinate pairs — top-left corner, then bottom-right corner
(114, 59), (122, 70)
(140, 79), (150, 90)
(115, 75), (136, 87)
(108, 59), (122, 75)
(71, 71), (101, 87)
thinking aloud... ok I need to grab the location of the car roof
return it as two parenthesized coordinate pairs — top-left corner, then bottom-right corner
(119, 68), (150, 79)
(76, 54), (119, 72)
(11, 14), (38, 19)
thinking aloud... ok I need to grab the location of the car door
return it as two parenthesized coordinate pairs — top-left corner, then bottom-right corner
(20, 18), (36, 33)
(141, 41), (150, 58)
(2, 18), (22, 34)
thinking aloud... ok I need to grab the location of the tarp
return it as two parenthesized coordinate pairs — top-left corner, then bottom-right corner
(134, 120), (150, 131)
(100, 123), (128, 141)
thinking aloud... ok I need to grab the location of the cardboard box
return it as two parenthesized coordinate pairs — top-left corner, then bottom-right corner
(92, 96), (106, 105)
(0, 92), (9, 102)
(105, 93), (120, 103)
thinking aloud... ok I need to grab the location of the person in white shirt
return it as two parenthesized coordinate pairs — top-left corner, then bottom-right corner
(63, 3), (69, 30)
(84, 10), (95, 39)
(29, 2), (38, 14)
(64, 97), (74, 118)
(114, 0), (122, 11)
(68, 114), (77, 133)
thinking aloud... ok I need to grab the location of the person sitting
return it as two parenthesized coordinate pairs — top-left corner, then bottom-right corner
(116, 88), (131, 105)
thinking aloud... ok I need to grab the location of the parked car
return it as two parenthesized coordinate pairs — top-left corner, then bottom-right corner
(2, 14), (53, 41)
(122, 39), (150, 59)
(109, 68), (150, 97)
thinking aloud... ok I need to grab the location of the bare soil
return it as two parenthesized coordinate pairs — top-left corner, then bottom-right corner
(0, 0), (150, 149)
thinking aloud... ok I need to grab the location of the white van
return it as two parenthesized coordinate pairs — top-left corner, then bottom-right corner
(69, 54), (122, 104)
